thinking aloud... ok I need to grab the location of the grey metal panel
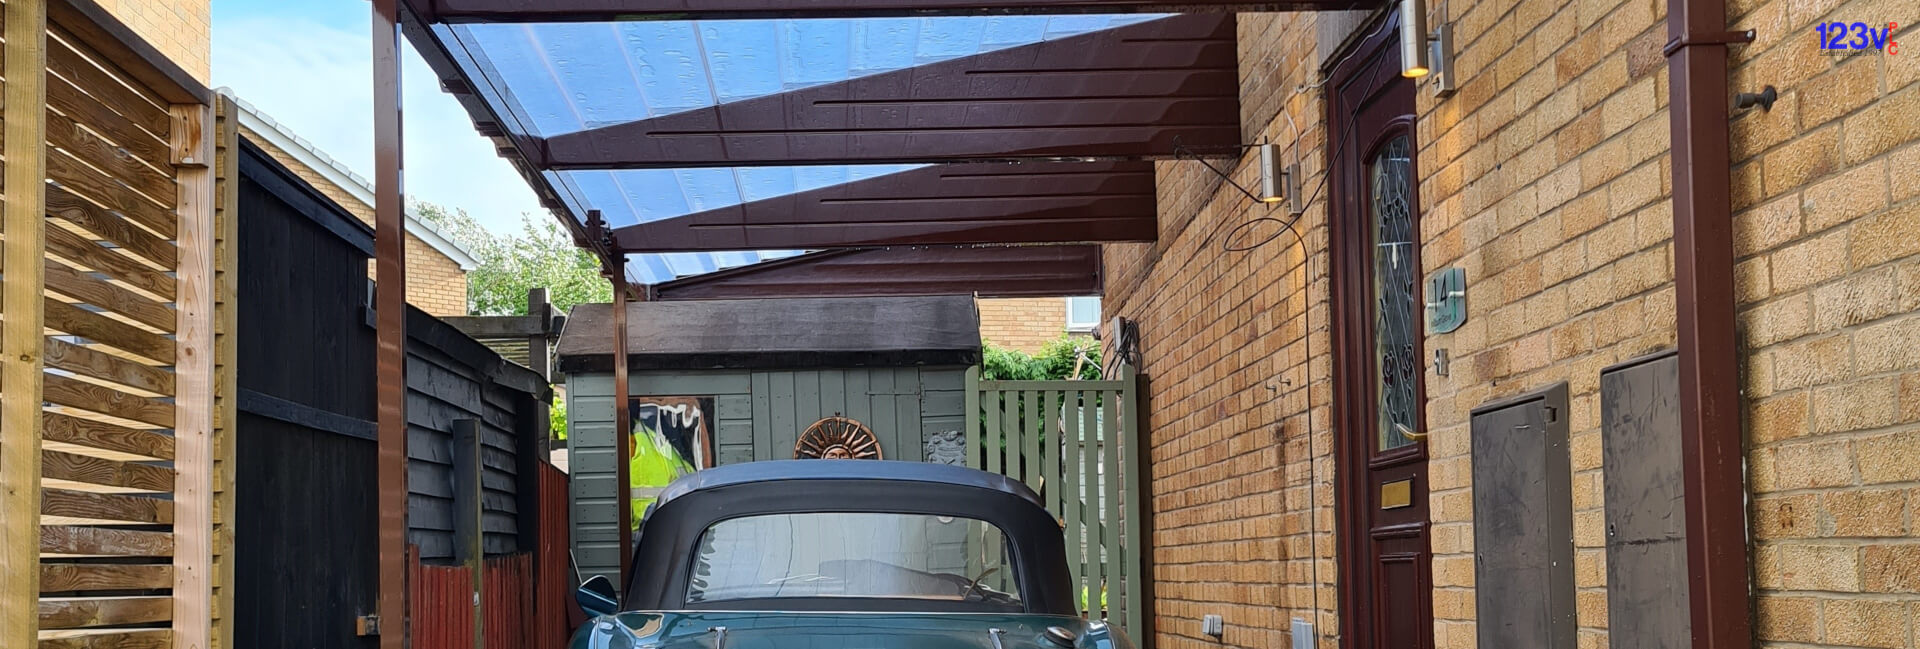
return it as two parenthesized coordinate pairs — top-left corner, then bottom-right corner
(1602, 350), (1691, 649)
(1472, 382), (1574, 649)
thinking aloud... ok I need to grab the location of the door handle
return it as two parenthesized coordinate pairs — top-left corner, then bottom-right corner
(1394, 422), (1429, 441)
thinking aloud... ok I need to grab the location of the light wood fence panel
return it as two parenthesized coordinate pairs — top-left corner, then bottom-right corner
(3, 4), (219, 648)
(966, 368), (1148, 644)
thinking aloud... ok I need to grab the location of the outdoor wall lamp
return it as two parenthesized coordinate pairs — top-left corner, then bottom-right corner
(1171, 141), (1301, 216)
(1400, 0), (1457, 96)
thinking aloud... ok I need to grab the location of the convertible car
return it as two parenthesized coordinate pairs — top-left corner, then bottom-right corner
(572, 459), (1133, 649)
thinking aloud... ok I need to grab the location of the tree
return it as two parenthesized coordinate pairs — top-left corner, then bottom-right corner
(411, 202), (611, 316)
(980, 335), (1103, 380)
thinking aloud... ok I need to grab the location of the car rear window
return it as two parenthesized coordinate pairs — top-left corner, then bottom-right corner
(686, 512), (1022, 605)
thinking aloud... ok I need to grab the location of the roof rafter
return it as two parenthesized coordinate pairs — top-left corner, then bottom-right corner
(412, 0), (1370, 22)
(612, 161), (1156, 252)
(531, 14), (1241, 169)
(652, 246), (1102, 300)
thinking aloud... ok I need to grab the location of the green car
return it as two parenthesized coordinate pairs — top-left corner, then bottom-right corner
(572, 460), (1133, 649)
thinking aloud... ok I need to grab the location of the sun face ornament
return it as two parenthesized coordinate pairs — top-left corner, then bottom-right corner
(794, 416), (882, 460)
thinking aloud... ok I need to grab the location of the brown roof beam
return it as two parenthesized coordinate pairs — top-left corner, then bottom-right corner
(653, 246), (1102, 300)
(612, 162), (1156, 252)
(534, 15), (1240, 169)
(419, 0), (1369, 22)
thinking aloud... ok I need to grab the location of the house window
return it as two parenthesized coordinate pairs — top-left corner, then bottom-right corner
(1065, 296), (1101, 332)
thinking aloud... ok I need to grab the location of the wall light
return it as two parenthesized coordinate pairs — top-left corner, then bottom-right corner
(1257, 143), (1303, 215)
(1399, 0), (1457, 96)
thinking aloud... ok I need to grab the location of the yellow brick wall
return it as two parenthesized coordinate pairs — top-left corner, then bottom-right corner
(97, 0), (210, 82)
(240, 126), (472, 316)
(1728, 0), (1920, 642)
(1102, 12), (1344, 648)
(978, 298), (1072, 353)
(1108, 4), (1917, 649)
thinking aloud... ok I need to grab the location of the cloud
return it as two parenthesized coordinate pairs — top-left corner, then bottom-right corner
(212, 15), (546, 233)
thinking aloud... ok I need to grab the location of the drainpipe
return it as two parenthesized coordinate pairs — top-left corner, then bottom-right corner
(1662, 0), (1753, 645)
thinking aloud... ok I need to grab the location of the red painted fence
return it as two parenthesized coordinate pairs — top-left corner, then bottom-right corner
(411, 461), (574, 649)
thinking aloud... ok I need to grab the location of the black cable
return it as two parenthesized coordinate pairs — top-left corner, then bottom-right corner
(1218, 46), (1392, 254)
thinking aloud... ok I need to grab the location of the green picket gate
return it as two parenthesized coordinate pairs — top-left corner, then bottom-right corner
(964, 365), (1146, 643)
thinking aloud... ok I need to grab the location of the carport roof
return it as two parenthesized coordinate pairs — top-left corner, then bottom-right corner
(397, 5), (1258, 284)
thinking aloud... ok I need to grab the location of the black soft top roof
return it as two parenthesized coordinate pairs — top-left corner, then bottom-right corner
(626, 460), (1073, 614)
(654, 459), (1043, 509)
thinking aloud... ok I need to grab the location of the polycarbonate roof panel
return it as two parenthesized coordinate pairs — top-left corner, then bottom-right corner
(443, 15), (1163, 284)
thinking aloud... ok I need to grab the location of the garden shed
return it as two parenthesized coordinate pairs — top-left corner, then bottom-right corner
(556, 295), (983, 580)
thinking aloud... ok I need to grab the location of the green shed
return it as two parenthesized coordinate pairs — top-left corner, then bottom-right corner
(555, 295), (983, 580)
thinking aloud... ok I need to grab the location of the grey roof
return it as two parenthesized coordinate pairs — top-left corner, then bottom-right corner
(555, 295), (981, 373)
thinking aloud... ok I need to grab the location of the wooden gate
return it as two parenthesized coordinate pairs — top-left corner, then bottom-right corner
(964, 366), (1146, 643)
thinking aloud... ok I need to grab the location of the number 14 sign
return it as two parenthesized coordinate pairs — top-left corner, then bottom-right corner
(1817, 21), (1900, 54)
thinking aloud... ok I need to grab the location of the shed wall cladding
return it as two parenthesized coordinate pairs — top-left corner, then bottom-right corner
(565, 366), (970, 581)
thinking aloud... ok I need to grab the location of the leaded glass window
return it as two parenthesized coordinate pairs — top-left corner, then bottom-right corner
(1369, 135), (1421, 451)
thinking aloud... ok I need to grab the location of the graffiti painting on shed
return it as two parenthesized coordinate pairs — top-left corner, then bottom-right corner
(628, 396), (716, 528)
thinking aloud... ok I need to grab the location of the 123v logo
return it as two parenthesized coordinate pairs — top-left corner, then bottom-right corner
(1816, 21), (1900, 54)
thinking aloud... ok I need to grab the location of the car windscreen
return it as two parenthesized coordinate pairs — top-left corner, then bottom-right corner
(686, 512), (1022, 606)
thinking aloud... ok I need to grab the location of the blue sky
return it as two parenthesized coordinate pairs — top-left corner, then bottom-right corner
(213, 0), (546, 233)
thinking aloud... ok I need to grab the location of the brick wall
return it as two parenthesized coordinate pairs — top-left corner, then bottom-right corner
(979, 298), (1072, 353)
(1102, 12), (1345, 649)
(1728, 0), (1920, 641)
(1106, 4), (1917, 649)
(240, 126), (472, 316)
(97, 0), (211, 82)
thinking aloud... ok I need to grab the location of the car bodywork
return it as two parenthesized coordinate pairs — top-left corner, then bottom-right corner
(569, 460), (1132, 649)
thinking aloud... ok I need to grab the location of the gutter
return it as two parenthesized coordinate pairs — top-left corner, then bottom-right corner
(1661, 0), (1754, 645)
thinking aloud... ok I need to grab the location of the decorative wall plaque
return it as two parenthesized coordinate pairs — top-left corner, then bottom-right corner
(795, 416), (882, 460)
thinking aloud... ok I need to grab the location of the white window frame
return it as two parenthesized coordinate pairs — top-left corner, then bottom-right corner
(1065, 296), (1101, 332)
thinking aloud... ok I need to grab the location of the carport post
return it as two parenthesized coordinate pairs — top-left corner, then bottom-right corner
(609, 249), (633, 588)
(372, 0), (410, 646)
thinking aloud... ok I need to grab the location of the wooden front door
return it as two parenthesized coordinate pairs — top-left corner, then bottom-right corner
(1328, 10), (1433, 649)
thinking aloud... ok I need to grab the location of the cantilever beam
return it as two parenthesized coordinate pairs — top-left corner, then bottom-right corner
(612, 162), (1156, 252)
(652, 246), (1102, 300)
(413, 0), (1372, 22)
(533, 14), (1239, 169)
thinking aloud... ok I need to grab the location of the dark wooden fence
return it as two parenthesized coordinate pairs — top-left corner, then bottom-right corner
(230, 131), (565, 647)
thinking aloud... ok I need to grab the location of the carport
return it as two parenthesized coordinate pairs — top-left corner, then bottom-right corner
(364, 1), (1753, 648)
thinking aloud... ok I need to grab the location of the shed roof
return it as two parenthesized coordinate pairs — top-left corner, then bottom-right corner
(555, 295), (981, 373)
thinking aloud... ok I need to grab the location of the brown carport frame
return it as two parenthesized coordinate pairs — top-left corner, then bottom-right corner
(614, 162), (1155, 252)
(378, 2), (1751, 649)
(653, 245), (1104, 300)
(410, 0), (1365, 21)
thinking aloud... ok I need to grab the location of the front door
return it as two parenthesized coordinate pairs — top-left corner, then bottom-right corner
(1328, 10), (1432, 649)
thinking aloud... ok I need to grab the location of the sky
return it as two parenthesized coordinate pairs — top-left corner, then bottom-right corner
(212, 0), (546, 233)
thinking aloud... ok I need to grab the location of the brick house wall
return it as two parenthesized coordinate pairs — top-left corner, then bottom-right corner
(1105, 5), (1918, 649)
(979, 298), (1076, 353)
(238, 125), (473, 317)
(97, 0), (210, 82)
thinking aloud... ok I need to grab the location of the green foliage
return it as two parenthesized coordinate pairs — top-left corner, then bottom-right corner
(412, 202), (611, 316)
(981, 335), (1102, 380)
(549, 394), (568, 441)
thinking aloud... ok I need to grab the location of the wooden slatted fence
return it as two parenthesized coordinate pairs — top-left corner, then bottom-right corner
(1, 3), (219, 648)
(966, 366), (1146, 644)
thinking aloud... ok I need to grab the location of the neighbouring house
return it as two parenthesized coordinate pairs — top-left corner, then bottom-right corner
(977, 296), (1102, 354)
(553, 295), (982, 582)
(219, 91), (477, 316)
